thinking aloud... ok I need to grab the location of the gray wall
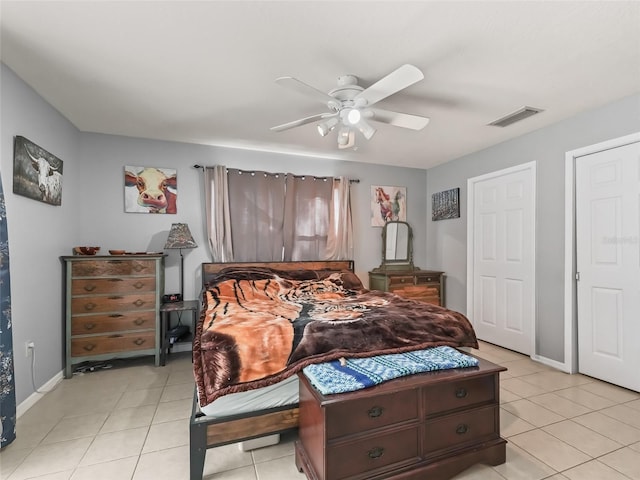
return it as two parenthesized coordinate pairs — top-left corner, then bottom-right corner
(1, 63), (428, 405)
(426, 93), (640, 362)
(1, 64), (82, 402)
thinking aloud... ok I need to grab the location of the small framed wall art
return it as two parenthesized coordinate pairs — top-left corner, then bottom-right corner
(124, 166), (177, 213)
(371, 185), (406, 227)
(13, 136), (63, 206)
(432, 187), (460, 221)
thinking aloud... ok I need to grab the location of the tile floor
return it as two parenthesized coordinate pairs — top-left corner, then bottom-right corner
(1, 341), (639, 480)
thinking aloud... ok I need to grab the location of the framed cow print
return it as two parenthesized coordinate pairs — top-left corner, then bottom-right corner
(13, 136), (63, 206)
(124, 166), (177, 214)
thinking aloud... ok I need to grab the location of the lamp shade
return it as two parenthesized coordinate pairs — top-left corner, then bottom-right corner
(164, 223), (197, 250)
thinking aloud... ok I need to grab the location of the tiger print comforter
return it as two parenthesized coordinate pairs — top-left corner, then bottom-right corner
(193, 267), (478, 406)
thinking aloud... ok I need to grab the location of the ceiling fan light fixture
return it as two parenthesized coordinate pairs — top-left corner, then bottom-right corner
(317, 117), (339, 137)
(346, 108), (361, 125)
(337, 128), (356, 149)
(357, 118), (376, 140)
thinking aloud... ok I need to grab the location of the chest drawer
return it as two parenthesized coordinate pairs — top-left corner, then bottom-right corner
(72, 277), (155, 295)
(71, 293), (156, 314)
(423, 405), (499, 455)
(327, 426), (420, 479)
(326, 388), (418, 439)
(71, 311), (156, 335)
(70, 331), (156, 357)
(72, 259), (156, 277)
(423, 375), (496, 416)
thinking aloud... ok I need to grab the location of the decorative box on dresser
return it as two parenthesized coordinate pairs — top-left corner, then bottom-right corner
(295, 357), (507, 480)
(369, 269), (445, 307)
(62, 254), (164, 378)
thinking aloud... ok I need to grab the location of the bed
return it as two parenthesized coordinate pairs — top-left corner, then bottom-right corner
(189, 260), (485, 480)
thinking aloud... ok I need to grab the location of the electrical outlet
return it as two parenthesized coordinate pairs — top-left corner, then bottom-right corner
(25, 341), (35, 357)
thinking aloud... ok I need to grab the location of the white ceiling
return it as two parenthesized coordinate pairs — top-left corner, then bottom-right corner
(1, 1), (639, 169)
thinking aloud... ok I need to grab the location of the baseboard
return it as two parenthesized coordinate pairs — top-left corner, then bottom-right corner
(17, 370), (64, 418)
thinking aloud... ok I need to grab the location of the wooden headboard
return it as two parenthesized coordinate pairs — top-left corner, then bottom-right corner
(201, 260), (354, 287)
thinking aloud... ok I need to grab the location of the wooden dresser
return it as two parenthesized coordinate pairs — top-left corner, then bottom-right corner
(369, 269), (445, 306)
(295, 357), (506, 480)
(62, 254), (164, 378)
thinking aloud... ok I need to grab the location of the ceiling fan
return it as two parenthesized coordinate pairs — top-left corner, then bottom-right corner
(270, 64), (430, 149)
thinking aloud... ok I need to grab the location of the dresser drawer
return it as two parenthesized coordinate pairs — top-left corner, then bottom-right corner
(72, 277), (155, 295)
(71, 331), (156, 357)
(424, 375), (496, 415)
(388, 275), (416, 286)
(326, 389), (418, 439)
(415, 274), (440, 284)
(71, 259), (156, 277)
(423, 405), (499, 455)
(327, 426), (420, 479)
(71, 311), (156, 335)
(71, 293), (156, 314)
(390, 285), (438, 296)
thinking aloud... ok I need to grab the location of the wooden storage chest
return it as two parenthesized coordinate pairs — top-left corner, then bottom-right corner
(295, 357), (506, 480)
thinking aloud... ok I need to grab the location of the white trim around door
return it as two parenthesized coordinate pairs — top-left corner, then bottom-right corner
(563, 132), (640, 374)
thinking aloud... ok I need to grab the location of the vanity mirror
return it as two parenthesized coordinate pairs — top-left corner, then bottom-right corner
(379, 220), (413, 269)
(369, 221), (446, 307)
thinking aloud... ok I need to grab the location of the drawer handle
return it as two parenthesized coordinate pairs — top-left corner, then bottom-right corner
(108, 278), (123, 282)
(133, 318), (146, 326)
(109, 314), (124, 318)
(368, 406), (384, 418)
(367, 447), (384, 459)
(133, 338), (146, 346)
(455, 388), (468, 398)
(109, 334), (123, 338)
(133, 281), (145, 290)
(109, 296), (123, 300)
(400, 278), (405, 283)
(84, 323), (96, 330)
(83, 344), (96, 352)
(84, 302), (97, 311)
(133, 299), (145, 307)
(83, 284), (97, 292)
(456, 424), (469, 435)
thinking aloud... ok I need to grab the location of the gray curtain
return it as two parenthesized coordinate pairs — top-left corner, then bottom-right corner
(204, 165), (233, 262)
(283, 175), (333, 261)
(227, 169), (286, 261)
(0, 172), (15, 449)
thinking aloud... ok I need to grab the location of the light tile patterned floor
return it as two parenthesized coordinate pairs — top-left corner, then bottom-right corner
(1, 341), (639, 480)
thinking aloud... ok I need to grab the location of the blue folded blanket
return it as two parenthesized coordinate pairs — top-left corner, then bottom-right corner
(302, 346), (479, 395)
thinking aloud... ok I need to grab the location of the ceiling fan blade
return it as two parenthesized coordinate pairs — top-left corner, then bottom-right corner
(369, 108), (430, 130)
(355, 64), (424, 107)
(270, 112), (337, 132)
(275, 77), (340, 108)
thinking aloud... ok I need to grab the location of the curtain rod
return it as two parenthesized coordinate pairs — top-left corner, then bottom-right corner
(193, 165), (359, 183)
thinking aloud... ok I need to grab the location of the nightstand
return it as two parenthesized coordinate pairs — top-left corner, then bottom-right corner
(160, 300), (199, 366)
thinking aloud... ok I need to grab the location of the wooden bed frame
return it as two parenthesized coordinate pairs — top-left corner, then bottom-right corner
(189, 260), (354, 480)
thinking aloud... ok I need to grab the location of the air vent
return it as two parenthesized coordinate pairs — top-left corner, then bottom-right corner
(488, 106), (543, 127)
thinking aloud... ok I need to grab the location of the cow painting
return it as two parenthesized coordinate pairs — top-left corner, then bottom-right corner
(124, 166), (177, 214)
(13, 136), (63, 206)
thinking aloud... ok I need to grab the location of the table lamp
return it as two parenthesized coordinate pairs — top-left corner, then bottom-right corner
(164, 223), (197, 298)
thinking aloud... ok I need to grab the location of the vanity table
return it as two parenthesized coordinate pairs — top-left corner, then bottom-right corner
(369, 221), (445, 307)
